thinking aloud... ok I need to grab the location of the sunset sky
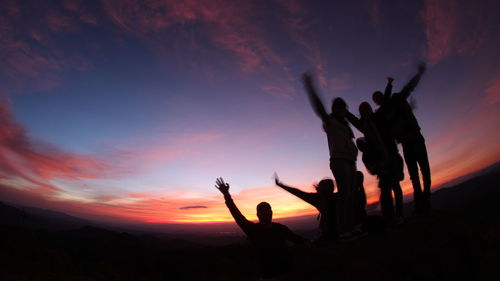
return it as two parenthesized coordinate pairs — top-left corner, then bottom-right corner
(1, 0), (499, 224)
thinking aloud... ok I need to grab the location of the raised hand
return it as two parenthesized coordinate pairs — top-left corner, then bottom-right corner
(274, 172), (284, 187)
(387, 77), (394, 83)
(215, 177), (230, 195)
(302, 72), (314, 88)
(417, 62), (426, 74)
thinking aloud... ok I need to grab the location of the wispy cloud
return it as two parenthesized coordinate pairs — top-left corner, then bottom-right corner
(421, 0), (491, 64)
(485, 74), (500, 105)
(0, 0), (94, 95)
(180, 205), (208, 210)
(0, 99), (106, 194)
(102, 0), (285, 73)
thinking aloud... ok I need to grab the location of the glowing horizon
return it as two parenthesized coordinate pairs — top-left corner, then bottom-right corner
(0, 0), (499, 225)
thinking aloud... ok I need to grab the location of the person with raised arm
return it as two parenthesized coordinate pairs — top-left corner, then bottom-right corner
(215, 177), (307, 280)
(302, 73), (358, 240)
(274, 174), (338, 242)
(374, 63), (431, 214)
(346, 100), (404, 224)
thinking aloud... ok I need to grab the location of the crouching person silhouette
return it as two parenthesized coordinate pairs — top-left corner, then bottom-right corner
(215, 177), (307, 280)
(274, 174), (338, 243)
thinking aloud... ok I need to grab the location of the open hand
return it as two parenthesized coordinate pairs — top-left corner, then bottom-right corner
(215, 177), (230, 195)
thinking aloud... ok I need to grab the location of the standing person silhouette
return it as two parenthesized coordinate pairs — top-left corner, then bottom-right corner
(274, 174), (338, 242)
(373, 63), (430, 214)
(215, 178), (307, 280)
(302, 73), (358, 240)
(347, 102), (404, 224)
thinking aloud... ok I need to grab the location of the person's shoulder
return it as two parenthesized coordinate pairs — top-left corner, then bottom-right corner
(325, 115), (342, 127)
(391, 92), (404, 100)
(323, 115), (335, 124)
(271, 222), (290, 230)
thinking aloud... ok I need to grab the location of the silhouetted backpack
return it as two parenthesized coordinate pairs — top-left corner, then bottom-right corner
(357, 137), (383, 176)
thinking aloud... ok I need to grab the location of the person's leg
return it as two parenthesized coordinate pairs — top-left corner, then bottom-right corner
(330, 159), (353, 236)
(402, 141), (423, 212)
(379, 177), (395, 223)
(415, 134), (431, 196)
(393, 182), (403, 218)
(414, 134), (431, 213)
(346, 160), (357, 232)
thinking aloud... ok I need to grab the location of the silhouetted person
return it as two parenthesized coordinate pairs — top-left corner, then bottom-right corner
(378, 150), (405, 224)
(347, 102), (387, 162)
(355, 138), (390, 222)
(302, 73), (358, 240)
(373, 77), (398, 155)
(374, 64), (430, 214)
(274, 174), (337, 242)
(347, 103), (404, 223)
(215, 177), (307, 280)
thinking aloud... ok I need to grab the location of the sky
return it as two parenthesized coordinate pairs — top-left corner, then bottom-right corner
(0, 0), (499, 225)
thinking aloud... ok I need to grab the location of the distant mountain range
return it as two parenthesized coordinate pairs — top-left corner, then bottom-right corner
(1, 161), (499, 241)
(1, 162), (499, 281)
(437, 161), (500, 189)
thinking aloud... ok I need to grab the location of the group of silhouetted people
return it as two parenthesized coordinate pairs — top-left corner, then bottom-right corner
(216, 63), (431, 280)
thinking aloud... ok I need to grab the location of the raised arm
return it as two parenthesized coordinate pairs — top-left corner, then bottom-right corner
(274, 174), (316, 205)
(346, 111), (363, 133)
(302, 73), (329, 123)
(215, 178), (252, 232)
(399, 63), (426, 100)
(383, 77), (394, 103)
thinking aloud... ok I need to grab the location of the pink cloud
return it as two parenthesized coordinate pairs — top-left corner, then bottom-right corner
(327, 74), (352, 94)
(45, 13), (76, 33)
(0, 99), (107, 194)
(421, 0), (490, 64)
(99, 132), (224, 172)
(61, 0), (81, 12)
(99, 0), (316, 101)
(485, 74), (500, 105)
(102, 0), (284, 72)
(0, 0), (93, 95)
(261, 82), (295, 99)
(274, 0), (331, 89)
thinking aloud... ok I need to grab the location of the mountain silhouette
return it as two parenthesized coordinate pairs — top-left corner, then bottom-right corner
(0, 163), (499, 280)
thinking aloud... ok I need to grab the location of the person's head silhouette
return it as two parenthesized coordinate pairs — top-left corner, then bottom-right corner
(372, 91), (384, 106)
(331, 97), (348, 118)
(356, 137), (367, 152)
(257, 202), (272, 224)
(315, 179), (335, 194)
(359, 102), (373, 118)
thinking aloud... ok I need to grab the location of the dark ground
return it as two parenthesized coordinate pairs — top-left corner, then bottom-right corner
(1, 166), (499, 281)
